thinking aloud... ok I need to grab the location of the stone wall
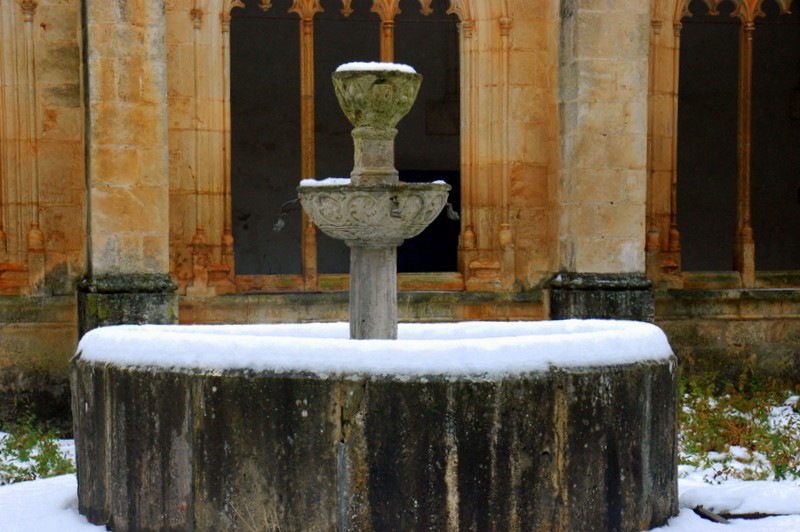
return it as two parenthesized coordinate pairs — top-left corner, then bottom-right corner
(658, 289), (800, 382)
(0, 0), (84, 426)
(0, 0), (85, 296)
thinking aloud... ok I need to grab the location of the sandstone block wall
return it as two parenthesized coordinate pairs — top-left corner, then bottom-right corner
(84, 0), (170, 276)
(558, 0), (650, 274)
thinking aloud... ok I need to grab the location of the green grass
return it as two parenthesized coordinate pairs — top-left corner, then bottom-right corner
(678, 372), (800, 483)
(0, 415), (75, 485)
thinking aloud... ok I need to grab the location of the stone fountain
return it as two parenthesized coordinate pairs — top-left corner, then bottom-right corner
(71, 63), (678, 531)
(298, 63), (449, 339)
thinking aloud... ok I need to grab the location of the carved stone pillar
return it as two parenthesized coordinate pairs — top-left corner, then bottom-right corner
(79, 0), (176, 333)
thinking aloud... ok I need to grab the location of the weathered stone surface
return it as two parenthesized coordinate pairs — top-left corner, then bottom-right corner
(332, 68), (422, 130)
(657, 288), (800, 381)
(72, 352), (677, 531)
(0, 295), (76, 432)
(298, 183), (450, 249)
(549, 272), (655, 322)
(77, 273), (178, 335)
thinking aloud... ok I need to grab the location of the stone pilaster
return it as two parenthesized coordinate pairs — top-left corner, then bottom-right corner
(549, 272), (654, 322)
(555, 0), (652, 320)
(78, 274), (177, 336)
(80, 0), (175, 332)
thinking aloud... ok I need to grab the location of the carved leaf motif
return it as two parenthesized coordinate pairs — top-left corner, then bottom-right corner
(675, 0), (692, 21)
(19, 0), (37, 19)
(419, 0), (433, 16)
(730, 0), (765, 22)
(228, 0), (245, 12)
(260, 0), (273, 11)
(703, 0), (724, 16)
(341, 0), (353, 17)
(773, 0), (793, 14)
(289, 0), (323, 19)
(191, 8), (203, 28)
(371, 0), (402, 21)
(676, 0), (722, 19)
(446, 0), (470, 21)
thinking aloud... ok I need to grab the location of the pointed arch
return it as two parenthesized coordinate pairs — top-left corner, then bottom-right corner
(651, 0), (800, 285)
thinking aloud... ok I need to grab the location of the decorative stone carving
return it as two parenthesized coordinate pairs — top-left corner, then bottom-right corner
(298, 183), (450, 248)
(332, 67), (422, 185)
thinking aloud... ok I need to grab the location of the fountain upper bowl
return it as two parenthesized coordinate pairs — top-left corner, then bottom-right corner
(332, 67), (423, 130)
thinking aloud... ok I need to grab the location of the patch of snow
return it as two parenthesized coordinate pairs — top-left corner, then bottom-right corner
(0, 475), (105, 531)
(299, 177), (351, 186)
(336, 61), (416, 73)
(680, 478), (800, 517)
(654, 508), (800, 531)
(75, 320), (674, 377)
(2, 472), (800, 531)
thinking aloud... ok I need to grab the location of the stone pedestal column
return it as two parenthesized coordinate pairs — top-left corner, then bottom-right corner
(350, 247), (397, 339)
(79, 0), (176, 334)
(554, 0), (653, 321)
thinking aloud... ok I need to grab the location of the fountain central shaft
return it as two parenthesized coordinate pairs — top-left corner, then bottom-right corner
(298, 63), (450, 339)
(350, 246), (397, 339)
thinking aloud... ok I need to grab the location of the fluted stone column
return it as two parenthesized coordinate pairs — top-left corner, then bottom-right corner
(78, 0), (176, 335)
(553, 0), (653, 321)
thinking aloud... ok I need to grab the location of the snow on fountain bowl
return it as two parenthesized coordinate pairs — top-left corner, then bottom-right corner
(71, 319), (679, 531)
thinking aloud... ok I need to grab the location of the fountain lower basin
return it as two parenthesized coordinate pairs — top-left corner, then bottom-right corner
(71, 320), (678, 531)
(298, 181), (450, 248)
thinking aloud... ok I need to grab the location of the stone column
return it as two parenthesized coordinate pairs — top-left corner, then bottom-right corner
(552, 0), (653, 321)
(78, 0), (176, 335)
(350, 247), (397, 339)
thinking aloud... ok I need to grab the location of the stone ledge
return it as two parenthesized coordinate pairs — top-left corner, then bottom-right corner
(78, 273), (177, 294)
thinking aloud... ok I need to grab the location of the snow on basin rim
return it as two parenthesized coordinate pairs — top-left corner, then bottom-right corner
(298, 178), (448, 187)
(76, 320), (673, 378)
(336, 61), (416, 74)
(299, 177), (351, 186)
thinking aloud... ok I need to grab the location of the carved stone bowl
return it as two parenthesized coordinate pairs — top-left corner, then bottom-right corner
(332, 67), (422, 130)
(298, 182), (450, 248)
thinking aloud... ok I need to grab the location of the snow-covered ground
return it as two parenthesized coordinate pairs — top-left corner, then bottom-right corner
(1, 447), (798, 531)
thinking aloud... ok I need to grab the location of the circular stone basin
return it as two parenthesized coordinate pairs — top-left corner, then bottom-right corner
(332, 64), (422, 130)
(298, 181), (450, 247)
(71, 320), (678, 531)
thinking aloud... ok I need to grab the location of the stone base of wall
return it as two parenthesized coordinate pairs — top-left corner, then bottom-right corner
(548, 272), (655, 322)
(0, 295), (77, 433)
(77, 273), (178, 336)
(657, 288), (800, 382)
